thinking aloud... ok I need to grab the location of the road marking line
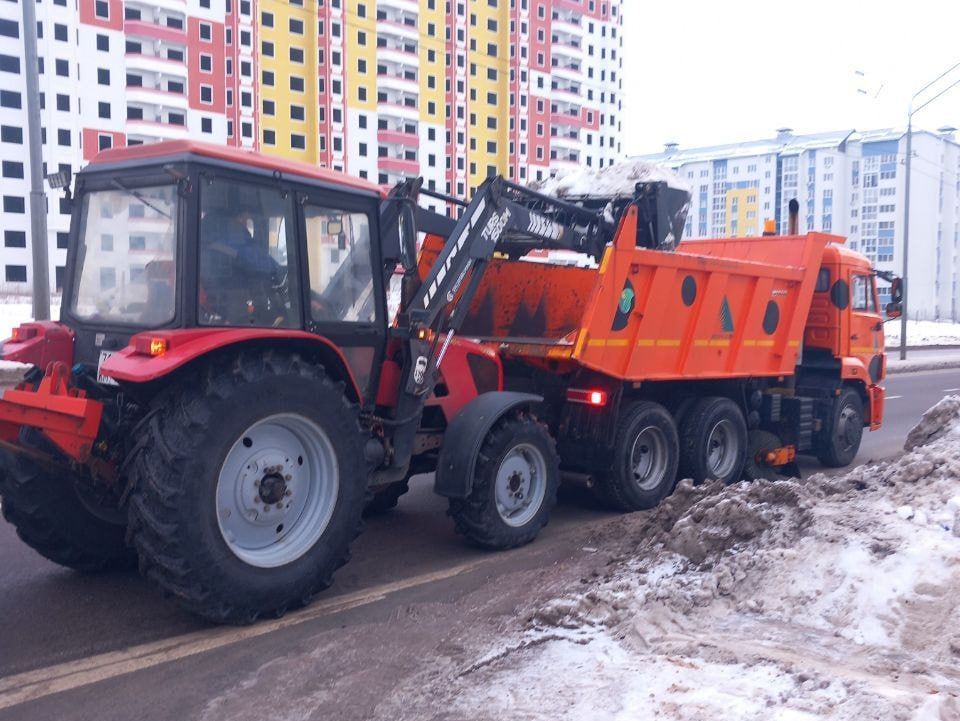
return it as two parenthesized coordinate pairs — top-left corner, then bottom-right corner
(0, 557), (494, 711)
(886, 395), (903, 400)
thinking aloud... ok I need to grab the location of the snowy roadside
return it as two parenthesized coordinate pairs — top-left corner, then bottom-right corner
(376, 397), (960, 721)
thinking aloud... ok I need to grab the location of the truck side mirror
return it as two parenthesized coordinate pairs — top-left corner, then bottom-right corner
(885, 301), (902, 319)
(889, 277), (903, 303)
(398, 203), (418, 274)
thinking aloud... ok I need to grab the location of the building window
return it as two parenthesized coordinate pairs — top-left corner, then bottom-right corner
(4, 230), (25, 248)
(57, 129), (71, 146)
(3, 196), (25, 213)
(0, 90), (20, 109)
(56, 93), (69, 111)
(261, 11), (273, 26)
(261, 70), (274, 86)
(98, 134), (112, 151)
(199, 23), (212, 41)
(97, 67), (109, 84)
(1, 160), (23, 178)
(290, 104), (304, 120)
(98, 101), (110, 119)
(168, 113), (185, 126)
(289, 76), (304, 92)
(263, 99), (275, 115)
(56, 59), (70, 77)
(263, 129), (276, 145)
(290, 133), (305, 149)
(201, 117), (212, 133)
(5, 265), (27, 283)
(1, 125), (23, 143)
(200, 85), (213, 103)
(200, 54), (212, 72)
(289, 18), (303, 34)
(290, 47), (304, 63)
(0, 53), (20, 73)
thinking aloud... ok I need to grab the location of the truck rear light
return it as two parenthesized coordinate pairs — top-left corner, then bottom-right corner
(134, 336), (169, 357)
(10, 325), (37, 342)
(567, 388), (607, 407)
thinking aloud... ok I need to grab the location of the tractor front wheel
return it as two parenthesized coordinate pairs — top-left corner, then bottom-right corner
(448, 412), (559, 549)
(127, 351), (367, 624)
(0, 450), (135, 572)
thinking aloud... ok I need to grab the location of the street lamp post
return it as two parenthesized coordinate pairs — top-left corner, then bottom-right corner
(899, 62), (960, 360)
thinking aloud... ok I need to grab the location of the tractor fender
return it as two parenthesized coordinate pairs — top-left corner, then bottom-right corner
(434, 391), (543, 499)
(99, 328), (362, 401)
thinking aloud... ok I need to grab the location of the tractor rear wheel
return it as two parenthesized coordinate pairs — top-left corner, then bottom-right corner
(448, 412), (559, 549)
(127, 351), (366, 624)
(595, 401), (680, 511)
(0, 450), (135, 572)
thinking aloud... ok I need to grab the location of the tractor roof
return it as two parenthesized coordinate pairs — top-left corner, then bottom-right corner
(85, 140), (384, 197)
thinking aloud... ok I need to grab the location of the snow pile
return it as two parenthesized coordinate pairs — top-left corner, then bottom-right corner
(0, 298), (62, 341)
(383, 396), (960, 720)
(529, 158), (692, 199)
(886, 319), (960, 347)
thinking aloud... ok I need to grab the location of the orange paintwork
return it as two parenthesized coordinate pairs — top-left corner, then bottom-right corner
(460, 206), (833, 382)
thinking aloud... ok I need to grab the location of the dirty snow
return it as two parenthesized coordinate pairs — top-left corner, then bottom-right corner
(378, 396), (960, 720)
(529, 158), (692, 198)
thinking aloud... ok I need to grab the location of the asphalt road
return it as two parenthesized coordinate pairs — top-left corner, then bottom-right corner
(1, 367), (959, 720)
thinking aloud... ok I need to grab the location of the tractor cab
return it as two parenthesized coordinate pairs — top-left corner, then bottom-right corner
(52, 142), (390, 400)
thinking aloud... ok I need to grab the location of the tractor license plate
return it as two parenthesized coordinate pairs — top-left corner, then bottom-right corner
(97, 350), (118, 386)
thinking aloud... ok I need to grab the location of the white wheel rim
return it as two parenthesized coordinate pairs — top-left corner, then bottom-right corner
(216, 413), (339, 568)
(630, 425), (669, 491)
(705, 418), (738, 479)
(494, 443), (547, 528)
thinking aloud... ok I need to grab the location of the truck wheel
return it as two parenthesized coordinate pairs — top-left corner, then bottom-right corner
(596, 401), (680, 511)
(127, 351), (366, 624)
(0, 451), (135, 572)
(448, 412), (559, 549)
(678, 397), (748, 485)
(817, 388), (864, 468)
(363, 480), (410, 517)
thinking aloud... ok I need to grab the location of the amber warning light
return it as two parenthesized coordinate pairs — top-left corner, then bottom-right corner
(566, 388), (608, 407)
(134, 336), (169, 357)
(10, 325), (38, 342)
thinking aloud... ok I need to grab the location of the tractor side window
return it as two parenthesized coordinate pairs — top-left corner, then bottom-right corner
(815, 268), (830, 292)
(851, 274), (876, 312)
(198, 180), (298, 328)
(304, 205), (376, 324)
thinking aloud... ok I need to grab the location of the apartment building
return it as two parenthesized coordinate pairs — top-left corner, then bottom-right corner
(0, 0), (623, 295)
(639, 127), (960, 321)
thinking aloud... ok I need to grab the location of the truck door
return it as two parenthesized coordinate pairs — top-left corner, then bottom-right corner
(849, 271), (883, 382)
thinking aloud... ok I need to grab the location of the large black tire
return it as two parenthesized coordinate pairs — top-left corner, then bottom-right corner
(0, 450), (135, 572)
(363, 479), (410, 517)
(595, 401), (679, 512)
(448, 412), (559, 550)
(126, 351), (367, 624)
(677, 396), (748, 485)
(817, 387), (864, 468)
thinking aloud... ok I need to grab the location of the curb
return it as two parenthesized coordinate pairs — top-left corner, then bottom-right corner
(886, 359), (960, 375)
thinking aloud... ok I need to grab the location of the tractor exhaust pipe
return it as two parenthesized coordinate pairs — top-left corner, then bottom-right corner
(788, 198), (799, 235)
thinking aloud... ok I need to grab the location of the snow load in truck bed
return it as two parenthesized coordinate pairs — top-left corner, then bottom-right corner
(529, 158), (692, 199)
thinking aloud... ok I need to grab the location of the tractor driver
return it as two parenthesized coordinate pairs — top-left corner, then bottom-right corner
(199, 187), (289, 326)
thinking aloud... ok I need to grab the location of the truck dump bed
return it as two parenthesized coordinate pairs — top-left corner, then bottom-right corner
(460, 208), (837, 382)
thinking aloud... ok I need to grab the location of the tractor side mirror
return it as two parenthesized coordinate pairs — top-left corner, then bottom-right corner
(889, 277), (903, 303)
(885, 301), (902, 319)
(398, 203), (418, 274)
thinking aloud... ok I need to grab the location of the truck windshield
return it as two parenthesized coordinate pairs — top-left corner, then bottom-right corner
(70, 185), (178, 327)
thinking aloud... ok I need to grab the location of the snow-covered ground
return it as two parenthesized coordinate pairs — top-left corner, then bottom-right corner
(886, 319), (960, 347)
(380, 397), (960, 720)
(0, 298), (61, 341)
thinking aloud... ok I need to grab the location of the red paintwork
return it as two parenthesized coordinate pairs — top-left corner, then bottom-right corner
(88, 140), (384, 197)
(426, 337), (503, 421)
(99, 328), (361, 399)
(0, 321), (75, 369)
(375, 358), (402, 408)
(0, 363), (103, 461)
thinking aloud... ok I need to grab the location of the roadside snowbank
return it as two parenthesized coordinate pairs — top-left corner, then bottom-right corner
(384, 397), (960, 720)
(0, 299), (61, 341)
(886, 319), (960, 347)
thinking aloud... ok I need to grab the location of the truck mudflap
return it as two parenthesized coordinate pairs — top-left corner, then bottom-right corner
(0, 362), (103, 462)
(434, 391), (543, 498)
(868, 383), (884, 431)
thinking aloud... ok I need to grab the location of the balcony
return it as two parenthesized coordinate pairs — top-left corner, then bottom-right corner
(377, 18), (419, 42)
(125, 118), (190, 140)
(378, 156), (419, 175)
(377, 128), (419, 147)
(124, 53), (187, 77)
(376, 45), (418, 67)
(125, 86), (189, 110)
(551, 40), (583, 62)
(124, 20), (186, 44)
(378, 72), (418, 95)
(378, 0), (418, 14)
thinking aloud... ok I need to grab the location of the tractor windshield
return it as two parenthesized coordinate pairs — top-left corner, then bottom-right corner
(70, 184), (179, 327)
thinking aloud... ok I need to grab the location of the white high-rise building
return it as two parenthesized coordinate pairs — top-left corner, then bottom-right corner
(638, 127), (960, 321)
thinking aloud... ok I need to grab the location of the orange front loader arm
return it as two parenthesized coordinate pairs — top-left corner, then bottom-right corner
(0, 362), (103, 462)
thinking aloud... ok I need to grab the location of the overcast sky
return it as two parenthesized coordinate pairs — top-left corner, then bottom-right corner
(621, 0), (960, 156)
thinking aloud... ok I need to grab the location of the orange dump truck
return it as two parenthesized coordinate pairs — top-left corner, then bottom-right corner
(424, 194), (901, 512)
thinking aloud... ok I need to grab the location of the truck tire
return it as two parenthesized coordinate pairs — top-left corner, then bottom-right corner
(596, 401), (680, 511)
(126, 351), (367, 624)
(817, 387), (864, 468)
(448, 412), (559, 549)
(677, 397), (748, 485)
(0, 450), (135, 572)
(363, 480), (410, 516)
